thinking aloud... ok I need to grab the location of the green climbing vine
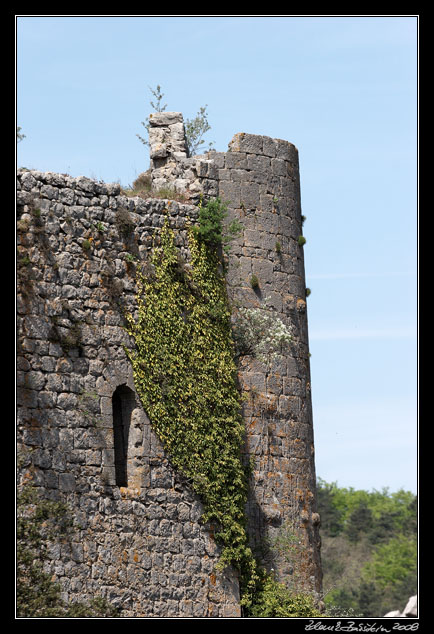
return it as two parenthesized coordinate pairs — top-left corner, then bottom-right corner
(123, 200), (322, 616)
(124, 217), (261, 604)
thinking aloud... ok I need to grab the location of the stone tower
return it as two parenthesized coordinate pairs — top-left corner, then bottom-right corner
(16, 112), (322, 617)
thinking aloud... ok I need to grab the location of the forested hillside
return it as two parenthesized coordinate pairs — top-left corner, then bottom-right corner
(317, 479), (417, 617)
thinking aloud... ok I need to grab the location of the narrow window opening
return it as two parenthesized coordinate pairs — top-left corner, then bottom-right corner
(112, 384), (135, 487)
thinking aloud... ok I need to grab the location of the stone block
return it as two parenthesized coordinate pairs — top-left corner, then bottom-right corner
(262, 137), (277, 158)
(247, 154), (270, 172)
(150, 143), (168, 159)
(229, 132), (263, 155)
(275, 139), (298, 162)
(59, 472), (76, 492)
(271, 157), (288, 177)
(240, 182), (260, 209)
(149, 111), (183, 126)
(218, 180), (240, 208)
(225, 151), (247, 169)
(251, 257), (274, 285)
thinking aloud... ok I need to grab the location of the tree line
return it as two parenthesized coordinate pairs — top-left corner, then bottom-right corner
(316, 478), (417, 617)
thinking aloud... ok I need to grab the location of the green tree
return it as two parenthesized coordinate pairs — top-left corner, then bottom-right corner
(317, 479), (417, 617)
(184, 104), (214, 156)
(316, 479), (344, 537)
(136, 84), (167, 146)
(346, 501), (373, 542)
(358, 581), (382, 617)
(248, 577), (322, 618)
(361, 534), (417, 590)
(193, 196), (242, 253)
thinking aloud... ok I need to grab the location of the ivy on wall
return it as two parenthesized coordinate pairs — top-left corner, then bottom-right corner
(124, 204), (322, 616)
(124, 218), (260, 602)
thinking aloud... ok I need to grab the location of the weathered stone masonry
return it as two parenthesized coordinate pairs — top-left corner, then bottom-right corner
(17, 112), (322, 617)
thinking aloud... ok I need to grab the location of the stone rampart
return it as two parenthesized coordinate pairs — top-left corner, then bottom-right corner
(17, 171), (240, 617)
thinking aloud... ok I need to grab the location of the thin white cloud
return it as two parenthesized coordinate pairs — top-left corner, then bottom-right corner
(309, 326), (416, 341)
(306, 271), (415, 280)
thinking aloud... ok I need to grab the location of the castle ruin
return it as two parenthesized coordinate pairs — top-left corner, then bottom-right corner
(17, 113), (322, 617)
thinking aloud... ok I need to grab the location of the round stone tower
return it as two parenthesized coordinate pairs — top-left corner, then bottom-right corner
(220, 132), (322, 596)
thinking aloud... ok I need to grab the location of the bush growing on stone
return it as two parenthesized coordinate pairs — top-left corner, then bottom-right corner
(115, 207), (135, 238)
(232, 304), (293, 363)
(248, 576), (322, 618)
(250, 274), (259, 289)
(132, 170), (152, 192)
(193, 197), (242, 253)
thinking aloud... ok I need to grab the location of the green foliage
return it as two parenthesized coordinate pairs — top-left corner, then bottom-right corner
(124, 220), (254, 575)
(148, 84), (167, 113)
(19, 255), (31, 267)
(184, 105), (215, 156)
(361, 534), (417, 589)
(192, 196), (242, 253)
(317, 478), (417, 531)
(317, 478), (417, 617)
(137, 84), (167, 146)
(64, 597), (121, 618)
(231, 304), (293, 364)
(298, 235), (306, 246)
(17, 485), (120, 618)
(194, 196), (227, 246)
(346, 501), (373, 542)
(250, 274), (259, 289)
(93, 221), (106, 233)
(247, 576), (322, 618)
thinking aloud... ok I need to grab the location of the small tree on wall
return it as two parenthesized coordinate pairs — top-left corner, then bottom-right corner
(183, 105), (214, 156)
(136, 84), (167, 146)
(137, 84), (214, 156)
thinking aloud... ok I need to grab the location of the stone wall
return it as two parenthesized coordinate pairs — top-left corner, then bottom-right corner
(16, 171), (240, 617)
(16, 114), (322, 616)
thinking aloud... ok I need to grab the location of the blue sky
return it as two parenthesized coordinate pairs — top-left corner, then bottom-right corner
(16, 15), (418, 494)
